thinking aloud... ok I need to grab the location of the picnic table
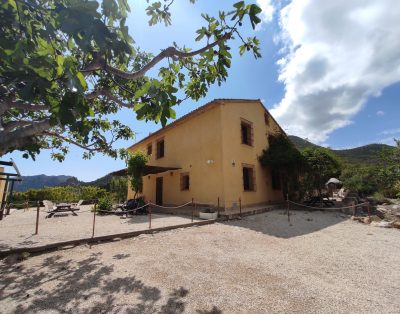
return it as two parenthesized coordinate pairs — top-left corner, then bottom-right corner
(46, 203), (79, 218)
(304, 196), (335, 207)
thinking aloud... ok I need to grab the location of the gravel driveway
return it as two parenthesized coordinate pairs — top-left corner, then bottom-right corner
(1, 210), (399, 313)
(0, 205), (200, 250)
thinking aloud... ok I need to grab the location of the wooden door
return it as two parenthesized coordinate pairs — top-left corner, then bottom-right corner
(156, 177), (163, 205)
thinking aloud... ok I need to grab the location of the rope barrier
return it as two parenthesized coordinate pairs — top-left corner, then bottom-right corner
(288, 200), (369, 211)
(97, 202), (149, 214)
(148, 201), (192, 209)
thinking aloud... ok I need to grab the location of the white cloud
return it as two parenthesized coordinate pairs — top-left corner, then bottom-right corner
(381, 128), (400, 135)
(257, 0), (275, 24)
(376, 110), (385, 116)
(376, 137), (397, 145)
(270, 0), (400, 143)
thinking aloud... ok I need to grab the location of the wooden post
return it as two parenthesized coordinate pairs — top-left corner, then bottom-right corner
(287, 193), (290, 222)
(367, 202), (370, 218)
(353, 203), (356, 216)
(92, 202), (97, 238)
(25, 199), (29, 212)
(5, 202), (11, 216)
(149, 201), (152, 229)
(7, 180), (14, 215)
(192, 198), (195, 222)
(35, 201), (40, 235)
(239, 197), (242, 218)
(217, 197), (220, 218)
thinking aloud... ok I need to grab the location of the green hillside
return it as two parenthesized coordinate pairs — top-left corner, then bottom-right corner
(288, 135), (395, 164)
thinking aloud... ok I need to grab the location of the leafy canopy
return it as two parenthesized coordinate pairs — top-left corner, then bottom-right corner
(301, 147), (342, 194)
(340, 139), (400, 197)
(126, 150), (149, 197)
(259, 134), (305, 173)
(0, 0), (262, 161)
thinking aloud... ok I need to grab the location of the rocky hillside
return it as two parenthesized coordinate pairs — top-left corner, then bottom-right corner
(288, 135), (395, 164)
(14, 172), (115, 192)
(14, 175), (74, 192)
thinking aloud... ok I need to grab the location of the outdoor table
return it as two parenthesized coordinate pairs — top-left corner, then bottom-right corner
(46, 203), (78, 218)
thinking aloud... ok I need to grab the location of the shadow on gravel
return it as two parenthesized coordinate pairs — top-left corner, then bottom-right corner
(223, 210), (347, 238)
(0, 252), (218, 313)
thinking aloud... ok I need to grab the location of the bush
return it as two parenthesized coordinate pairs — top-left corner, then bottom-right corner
(10, 186), (108, 204)
(97, 196), (113, 214)
(372, 192), (391, 204)
(393, 181), (400, 199)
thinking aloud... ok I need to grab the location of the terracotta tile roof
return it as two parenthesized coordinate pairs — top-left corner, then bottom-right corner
(128, 98), (284, 149)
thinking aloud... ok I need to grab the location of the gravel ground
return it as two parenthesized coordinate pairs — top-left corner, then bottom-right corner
(0, 205), (200, 250)
(1, 210), (399, 313)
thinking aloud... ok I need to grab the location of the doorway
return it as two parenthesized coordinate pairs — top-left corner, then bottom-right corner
(156, 177), (163, 205)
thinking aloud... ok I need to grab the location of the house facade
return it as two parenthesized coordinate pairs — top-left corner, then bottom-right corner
(127, 99), (285, 209)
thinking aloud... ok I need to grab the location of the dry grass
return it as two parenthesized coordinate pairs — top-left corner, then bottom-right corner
(1, 210), (399, 313)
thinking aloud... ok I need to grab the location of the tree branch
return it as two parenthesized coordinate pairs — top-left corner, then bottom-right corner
(0, 119), (51, 155)
(0, 98), (49, 116)
(85, 89), (134, 108)
(81, 32), (231, 80)
(43, 131), (98, 152)
(2, 120), (33, 132)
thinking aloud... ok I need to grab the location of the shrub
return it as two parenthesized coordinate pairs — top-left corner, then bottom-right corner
(392, 180), (400, 199)
(10, 186), (108, 204)
(97, 196), (113, 214)
(372, 192), (390, 204)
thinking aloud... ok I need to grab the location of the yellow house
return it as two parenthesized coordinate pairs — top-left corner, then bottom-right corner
(127, 99), (285, 210)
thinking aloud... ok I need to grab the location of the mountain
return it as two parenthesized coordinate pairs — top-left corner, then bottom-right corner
(288, 135), (395, 164)
(14, 172), (115, 192)
(82, 173), (113, 190)
(288, 136), (318, 150)
(14, 174), (74, 192)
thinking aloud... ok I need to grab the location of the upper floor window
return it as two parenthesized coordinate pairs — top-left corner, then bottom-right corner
(180, 173), (190, 191)
(241, 119), (253, 146)
(242, 165), (256, 191)
(156, 139), (164, 159)
(147, 143), (152, 156)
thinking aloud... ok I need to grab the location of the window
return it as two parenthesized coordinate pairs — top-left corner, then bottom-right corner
(180, 173), (190, 190)
(242, 165), (255, 191)
(156, 139), (164, 159)
(241, 119), (253, 146)
(271, 169), (281, 190)
(147, 143), (152, 156)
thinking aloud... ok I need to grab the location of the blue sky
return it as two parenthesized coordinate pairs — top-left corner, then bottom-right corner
(4, 0), (400, 181)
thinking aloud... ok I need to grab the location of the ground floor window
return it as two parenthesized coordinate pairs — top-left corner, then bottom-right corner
(242, 165), (255, 191)
(180, 173), (190, 190)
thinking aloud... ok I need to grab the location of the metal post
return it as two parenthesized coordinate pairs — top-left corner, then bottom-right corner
(149, 201), (152, 229)
(35, 201), (40, 235)
(92, 202), (97, 238)
(239, 197), (242, 218)
(192, 198), (195, 222)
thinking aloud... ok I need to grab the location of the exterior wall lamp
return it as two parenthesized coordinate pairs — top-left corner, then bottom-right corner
(206, 159), (214, 165)
(231, 160), (236, 167)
